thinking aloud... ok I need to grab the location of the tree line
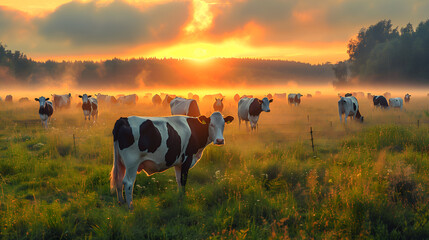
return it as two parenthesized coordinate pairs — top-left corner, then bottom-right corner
(0, 43), (333, 89)
(334, 19), (429, 87)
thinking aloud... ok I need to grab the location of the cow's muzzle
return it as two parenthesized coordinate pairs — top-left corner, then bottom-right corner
(214, 139), (225, 145)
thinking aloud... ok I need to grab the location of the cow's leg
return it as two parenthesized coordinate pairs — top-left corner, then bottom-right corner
(180, 155), (193, 193)
(122, 166), (137, 209)
(174, 165), (183, 191)
(238, 116), (241, 128)
(44, 120), (48, 129)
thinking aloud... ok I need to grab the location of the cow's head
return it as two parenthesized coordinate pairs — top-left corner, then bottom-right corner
(258, 97), (273, 112)
(198, 112), (234, 145)
(79, 94), (91, 103)
(35, 96), (49, 107)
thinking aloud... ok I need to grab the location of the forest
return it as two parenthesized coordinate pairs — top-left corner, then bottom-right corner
(0, 44), (333, 89)
(334, 19), (429, 87)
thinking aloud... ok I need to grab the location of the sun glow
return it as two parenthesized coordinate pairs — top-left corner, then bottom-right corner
(185, 0), (213, 34)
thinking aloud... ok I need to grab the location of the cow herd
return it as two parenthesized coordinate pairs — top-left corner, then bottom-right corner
(0, 91), (421, 209)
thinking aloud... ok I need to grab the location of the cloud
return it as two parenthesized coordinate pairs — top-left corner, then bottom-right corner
(37, 0), (191, 46)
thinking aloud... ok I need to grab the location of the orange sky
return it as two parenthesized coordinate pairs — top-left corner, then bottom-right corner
(1, 0), (428, 64)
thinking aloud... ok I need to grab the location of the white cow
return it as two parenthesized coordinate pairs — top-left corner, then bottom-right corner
(170, 97), (201, 117)
(35, 96), (54, 128)
(79, 94), (98, 121)
(110, 112), (234, 209)
(238, 97), (273, 131)
(51, 93), (71, 110)
(338, 96), (364, 123)
(389, 97), (403, 110)
(118, 94), (138, 105)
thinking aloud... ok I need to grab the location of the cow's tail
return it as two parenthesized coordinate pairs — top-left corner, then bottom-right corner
(110, 141), (124, 193)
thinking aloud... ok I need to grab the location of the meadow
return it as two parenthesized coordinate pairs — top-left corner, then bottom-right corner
(0, 95), (428, 239)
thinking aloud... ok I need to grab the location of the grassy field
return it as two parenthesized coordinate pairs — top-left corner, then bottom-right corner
(0, 96), (428, 239)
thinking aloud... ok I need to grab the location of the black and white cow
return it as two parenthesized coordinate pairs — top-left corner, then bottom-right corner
(288, 93), (303, 106)
(213, 98), (224, 112)
(338, 96), (364, 123)
(118, 94), (138, 105)
(79, 94), (98, 121)
(238, 97), (273, 131)
(110, 112), (234, 209)
(51, 93), (71, 110)
(373, 95), (389, 109)
(404, 93), (411, 103)
(389, 97), (403, 110)
(35, 96), (54, 128)
(170, 97), (201, 117)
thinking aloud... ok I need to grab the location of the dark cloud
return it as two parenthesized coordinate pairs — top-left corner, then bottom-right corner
(37, 0), (191, 46)
(0, 7), (33, 42)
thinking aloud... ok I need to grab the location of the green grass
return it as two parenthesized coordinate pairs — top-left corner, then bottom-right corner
(0, 98), (428, 239)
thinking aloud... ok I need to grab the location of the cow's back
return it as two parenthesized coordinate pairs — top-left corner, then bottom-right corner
(238, 98), (253, 120)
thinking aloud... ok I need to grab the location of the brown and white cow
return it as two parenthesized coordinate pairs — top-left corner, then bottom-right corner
(288, 93), (303, 106)
(79, 94), (98, 121)
(404, 93), (411, 103)
(35, 96), (54, 128)
(213, 98), (224, 112)
(110, 112), (234, 209)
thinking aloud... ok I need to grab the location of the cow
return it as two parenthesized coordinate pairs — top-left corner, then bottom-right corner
(19, 97), (30, 103)
(404, 93), (411, 103)
(274, 93), (287, 100)
(307, 94), (312, 98)
(373, 95), (389, 109)
(192, 94), (199, 102)
(35, 96), (54, 128)
(238, 97), (273, 131)
(383, 92), (391, 99)
(110, 112), (234, 209)
(389, 98), (403, 110)
(118, 94), (138, 105)
(5, 95), (12, 103)
(152, 94), (162, 106)
(95, 93), (117, 104)
(79, 94), (98, 121)
(51, 93), (71, 110)
(234, 94), (240, 102)
(288, 93), (303, 106)
(170, 97), (201, 117)
(213, 98), (224, 112)
(163, 95), (174, 108)
(338, 96), (364, 124)
(267, 93), (273, 100)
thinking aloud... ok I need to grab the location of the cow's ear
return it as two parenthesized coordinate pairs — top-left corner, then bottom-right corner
(269, 99), (273, 103)
(35, 98), (39, 101)
(79, 95), (82, 98)
(88, 95), (92, 97)
(224, 116), (234, 124)
(198, 115), (210, 125)
(46, 98), (49, 101)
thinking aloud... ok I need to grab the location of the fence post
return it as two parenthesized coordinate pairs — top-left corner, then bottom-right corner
(307, 115), (310, 123)
(330, 121), (333, 127)
(417, 119), (420, 128)
(73, 134), (77, 156)
(310, 127), (315, 156)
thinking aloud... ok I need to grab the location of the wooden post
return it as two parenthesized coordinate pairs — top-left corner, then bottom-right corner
(417, 119), (420, 128)
(307, 115), (310, 123)
(310, 127), (315, 156)
(330, 121), (333, 127)
(73, 134), (77, 156)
